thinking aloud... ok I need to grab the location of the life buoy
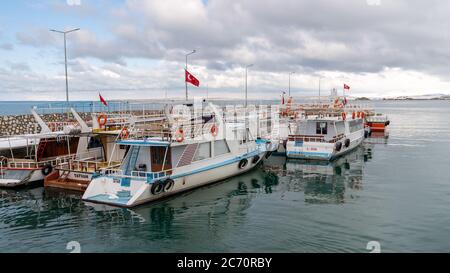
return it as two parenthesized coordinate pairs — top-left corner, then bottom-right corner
(335, 142), (342, 152)
(151, 181), (164, 195)
(357, 112), (361, 118)
(341, 112), (347, 121)
(119, 128), (129, 140)
(210, 124), (218, 137)
(252, 155), (261, 164)
(345, 139), (350, 148)
(163, 179), (175, 192)
(175, 128), (184, 143)
(42, 164), (53, 176)
(97, 114), (108, 128)
(352, 112), (356, 119)
(361, 112), (365, 119)
(238, 158), (249, 169)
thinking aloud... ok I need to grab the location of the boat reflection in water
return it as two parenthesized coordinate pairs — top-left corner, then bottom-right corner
(366, 131), (389, 145)
(265, 143), (374, 204)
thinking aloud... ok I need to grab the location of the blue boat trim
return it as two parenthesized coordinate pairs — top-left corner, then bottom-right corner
(88, 194), (131, 205)
(287, 151), (331, 159)
(117, 139), (170, 147)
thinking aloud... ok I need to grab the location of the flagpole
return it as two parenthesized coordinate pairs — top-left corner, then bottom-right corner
(185, 50), (196, 102)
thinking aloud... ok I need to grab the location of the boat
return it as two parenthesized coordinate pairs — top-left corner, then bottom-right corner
(0, 108), (67, 158)
(0, 109), (91, 188)
(365, 113), (390, 132)
(285, 110), (365, 161)
(82, 103), (273, 207)
(43, 111), (166, 192)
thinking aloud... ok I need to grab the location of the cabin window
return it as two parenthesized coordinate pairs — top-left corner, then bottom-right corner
(193, 142), (211, 161)
(214, 140), (230, 156)
(150, 146), (172, 172)
(87, 137), (102, 149)
(349, 120), (363, 133)
(316, 122), (328, 135)
(119, 145), (127, 150)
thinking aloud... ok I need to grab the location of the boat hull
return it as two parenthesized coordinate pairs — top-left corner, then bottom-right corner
(286, 131), (364, 161)
(44, 169), (93, 192)
(0, 169), (45, 188)
(366, 122), (387, 132)
(83, 151), (268, 207)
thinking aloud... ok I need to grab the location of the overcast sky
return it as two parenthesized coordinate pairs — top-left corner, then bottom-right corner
(1, 0), (450, 101)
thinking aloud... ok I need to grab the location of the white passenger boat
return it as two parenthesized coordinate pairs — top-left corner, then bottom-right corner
(285, 112), (365, 161)
(0, 109), (92, 188)
(82, 103), (272, 207)
(0, 108), (66, 157)
(43, 111), (165, 192)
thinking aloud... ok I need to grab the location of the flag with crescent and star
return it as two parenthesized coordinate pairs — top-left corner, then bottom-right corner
(344, 84), (350, 90)
(185, 70), (200, 87)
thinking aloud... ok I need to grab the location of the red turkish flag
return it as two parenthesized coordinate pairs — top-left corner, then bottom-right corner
(185, 70), (200, 87)
(99, 93), (108, 107)
(344, 84), (350, 90)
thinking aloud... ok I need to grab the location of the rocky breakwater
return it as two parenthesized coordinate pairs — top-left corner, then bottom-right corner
(0, 114), (40, 136)
(0, 112), (92, 137)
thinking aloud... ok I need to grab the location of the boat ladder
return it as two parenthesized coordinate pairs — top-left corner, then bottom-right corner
(124, 146), (141, 176)
(37, 140), (48, 160)
(177, 143), (199, 167)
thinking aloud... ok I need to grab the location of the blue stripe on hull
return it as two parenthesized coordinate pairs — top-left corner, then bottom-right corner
(286, 151), (332, 160)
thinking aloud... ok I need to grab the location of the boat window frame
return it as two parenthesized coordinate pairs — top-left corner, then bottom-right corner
(193, 141), (212, 162)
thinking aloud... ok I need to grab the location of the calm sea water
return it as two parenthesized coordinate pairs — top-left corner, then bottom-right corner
(1, 100), (450, 253)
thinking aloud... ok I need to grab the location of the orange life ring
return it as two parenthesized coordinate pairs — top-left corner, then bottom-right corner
(361, 112), (365, 119)
(357, 111), (361, 118)
(352, 112), (356, 119)
(175, 128), (184, 143)
(97, 114), (108, 128)
(341, 112), (347, 121)
(211, 124), (219, 137)
(119, 128), (129, 140)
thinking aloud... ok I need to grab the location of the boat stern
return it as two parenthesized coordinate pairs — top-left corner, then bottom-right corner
(286, 141), (334, 160)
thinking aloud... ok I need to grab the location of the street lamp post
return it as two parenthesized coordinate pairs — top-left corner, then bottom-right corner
(50, 28), (80, 105)
(185, 50), (197, 101)
(319, 76), (323, 103)
(245, 64), (254, 107)
(288, 72), (295, 97)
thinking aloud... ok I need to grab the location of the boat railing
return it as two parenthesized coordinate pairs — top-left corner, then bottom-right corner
(55, 148), (110, 172)
(7, 154), (76, 169)
(366, 116), (388, 122)
(130, 118), (219, 141)
(102, 168), (173, 183)
(288, 134), (345, 143)
(5, 147), (103, 170)
(58, 160), (121, 172)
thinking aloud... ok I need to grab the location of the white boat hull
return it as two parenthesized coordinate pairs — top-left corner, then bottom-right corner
(83, 150), (268, 207)
(0, 169), (45, 188)
(286, 130), (364, 161)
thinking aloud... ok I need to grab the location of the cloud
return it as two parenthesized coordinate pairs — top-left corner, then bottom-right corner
(8, 62), (30, 71)
(0, 43), (13, 50)
(6, 0), (450, 99)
